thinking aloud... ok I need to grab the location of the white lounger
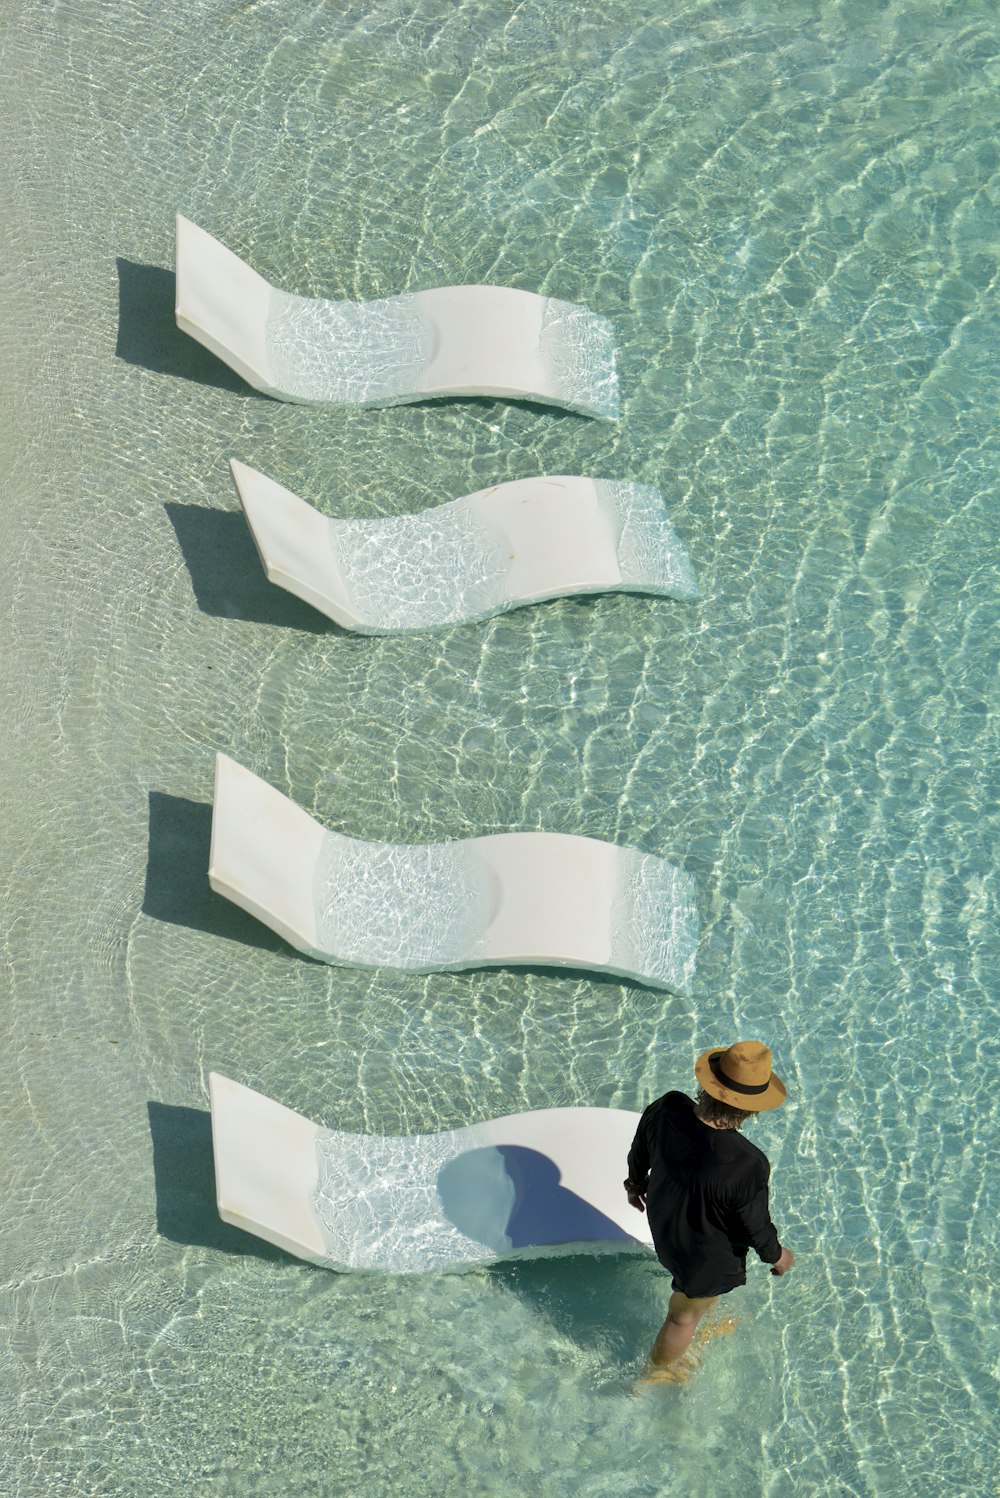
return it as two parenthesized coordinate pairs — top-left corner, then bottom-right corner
(175, 215), (619, 420)
(209, 754), (698, 993)
(230, 461), (699, 633)
(209, 1072), (653, 1271)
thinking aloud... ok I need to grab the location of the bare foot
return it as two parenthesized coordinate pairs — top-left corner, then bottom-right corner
(635, 1351), (702, 1388)
(697, 1315), (739, 1346)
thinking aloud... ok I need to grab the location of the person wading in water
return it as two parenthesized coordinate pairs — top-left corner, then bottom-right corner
(625, 1041), (794, 1377)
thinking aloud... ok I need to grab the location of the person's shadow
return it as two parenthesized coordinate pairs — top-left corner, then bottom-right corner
(438, 1144), (652, 1360)
(437, 1145), (639, 1254)
(490, 1252), (658, 1365)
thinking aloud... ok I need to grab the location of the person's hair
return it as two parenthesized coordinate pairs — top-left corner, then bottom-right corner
(694, 1088), (752, 1130)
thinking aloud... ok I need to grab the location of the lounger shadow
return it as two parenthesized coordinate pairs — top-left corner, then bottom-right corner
(208, 754), (700, 994)
(147, 1100), (283, 1261)
(230, 463), (699, 634)
(209, 1073), (653, 1272)
(116, 258), (254, 393)
(175, 216), (619, 420)
(164, 504), (337, 631)
(143, 791), (288, 953)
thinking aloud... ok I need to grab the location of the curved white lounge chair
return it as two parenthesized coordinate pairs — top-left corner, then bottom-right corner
(229, 462), (699, 633)
(175, 215), (619, 420)
(209, 1072), (653, 1271)
(209, 754), (698, 993)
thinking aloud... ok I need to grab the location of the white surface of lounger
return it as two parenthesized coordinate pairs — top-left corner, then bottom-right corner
(209, 1072), (653, 1271)
(229, 462), (699, 633)
(175, 215), (619, 420)
(208, 754), (698, 993)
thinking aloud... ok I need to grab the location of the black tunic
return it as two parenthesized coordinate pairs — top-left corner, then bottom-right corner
(627, 1091), (782, 1297)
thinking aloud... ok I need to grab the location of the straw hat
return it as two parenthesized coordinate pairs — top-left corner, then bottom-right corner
(695, 1040), (786, 1112)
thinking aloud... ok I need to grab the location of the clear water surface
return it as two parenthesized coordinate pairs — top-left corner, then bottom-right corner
(0, 1), (996, 1493)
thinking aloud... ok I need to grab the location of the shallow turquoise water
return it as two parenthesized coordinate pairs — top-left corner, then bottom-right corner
(0, 0), (997, 1493)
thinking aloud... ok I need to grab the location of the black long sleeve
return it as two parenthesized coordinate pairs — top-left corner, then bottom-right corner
(624, 1091), (783, 1297)
(732, 1176), (781, 1264)
(626, 1119), (651, 1188)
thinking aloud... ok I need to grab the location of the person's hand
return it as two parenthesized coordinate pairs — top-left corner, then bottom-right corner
(624, 1178), (647, 1213)
(770, 1246), (795, 1276)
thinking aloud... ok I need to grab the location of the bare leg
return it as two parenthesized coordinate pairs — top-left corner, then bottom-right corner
(651, 1291), (719, 1366)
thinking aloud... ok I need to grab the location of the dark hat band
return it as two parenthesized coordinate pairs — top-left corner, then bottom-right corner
(710, 1053), (771, 1096)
